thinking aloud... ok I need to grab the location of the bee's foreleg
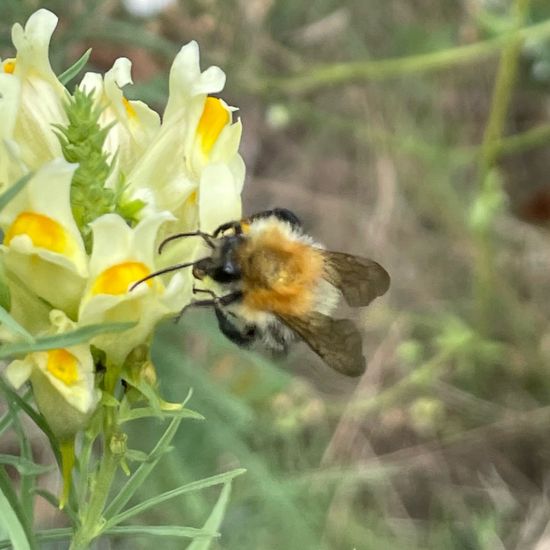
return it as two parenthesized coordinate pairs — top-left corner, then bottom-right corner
(192, 287), (217, 299)
(174, 290), (243, 323)
(192, 288), (243, 305)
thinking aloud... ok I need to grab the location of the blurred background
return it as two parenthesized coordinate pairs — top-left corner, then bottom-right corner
(4, 0), (550, 548)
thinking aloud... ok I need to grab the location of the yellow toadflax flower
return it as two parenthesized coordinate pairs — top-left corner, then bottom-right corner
(0, 159), (88, 318)
(125, 41), (245, 238)
(5, 311), (100, 440)
(4, 309), (100, 509)
(0, 74), (24, 190)
(78, 212), (192, 365)
(79, 57), (161, 181)
(0, 9), (67, 170)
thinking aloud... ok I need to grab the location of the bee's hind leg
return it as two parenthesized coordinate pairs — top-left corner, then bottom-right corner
(213, 306), (257, 347)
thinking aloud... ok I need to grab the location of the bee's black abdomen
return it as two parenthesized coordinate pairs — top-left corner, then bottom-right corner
(250, 208), (302, 229)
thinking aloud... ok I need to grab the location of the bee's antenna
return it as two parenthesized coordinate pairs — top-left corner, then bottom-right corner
(158, 231), (215, 254)
(130, 261), (197, 291)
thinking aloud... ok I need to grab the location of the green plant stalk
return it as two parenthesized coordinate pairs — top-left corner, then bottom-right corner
(479, 0), (532, 182)
(496, 123), (550, 157)
(76, 429), (96, 513)
(247, 14), (550, 95)
(287, 100), (550, 166)
(69, 365), (122, 550)
(69, 444), (119, 550)
(473, 0), (531, 333)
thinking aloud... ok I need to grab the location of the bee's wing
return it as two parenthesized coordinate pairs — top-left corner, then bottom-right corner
(322, 250), (390, 307)
(278, 311), (365, 377)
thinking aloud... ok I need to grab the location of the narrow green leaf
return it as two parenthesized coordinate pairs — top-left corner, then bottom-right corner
(181, 387), (194, 407)
(104, 469), (246, 530)
(0, 321), (136, 359)
(58, 48), (92, 85)
(119, 405), (204, 424)
(0, 467), (34, 550)
(3, 370), (36, 524)
(0, 455), (53, 476)
(0, 411), (13, 436)
(105, 525), (215, 539)
(26, 528), (72, 547)
(0, 378), (60, 465)
(0, 258), (11, 311)
(0, 389), (30, 437)
(187, 482), (233, 550)
(0, 173), (33, 213)
(13, 404), (35, 524)
(0, 305), (34, 343)
(103, 416), (183, 520)
(122, 374), (163, 417)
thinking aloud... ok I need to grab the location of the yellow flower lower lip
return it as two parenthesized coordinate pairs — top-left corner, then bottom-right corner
(46, 349), (79, 386)
(92, 261), (152, 295)
(4, 212), (72, 254)
(2, 59), (15, 74)
(196, 97), (229, 155)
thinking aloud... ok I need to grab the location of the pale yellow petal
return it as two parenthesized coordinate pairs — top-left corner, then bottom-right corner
(4, 358), (33, 389)
(198, 163), (242, 233)
(10, 9), (62, 87)
(163, 41), (226, 122)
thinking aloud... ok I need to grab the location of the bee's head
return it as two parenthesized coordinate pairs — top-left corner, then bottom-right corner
(193, 235), (243, 283)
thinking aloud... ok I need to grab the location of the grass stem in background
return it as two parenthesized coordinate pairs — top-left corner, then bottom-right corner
(473, 0), (531, 333)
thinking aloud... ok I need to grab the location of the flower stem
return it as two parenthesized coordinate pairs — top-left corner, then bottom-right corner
(70, 363), (123, 549)
(70, 443), (118, 550)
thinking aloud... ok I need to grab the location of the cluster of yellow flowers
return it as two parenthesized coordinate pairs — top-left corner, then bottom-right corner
(0, 9), (244, 439)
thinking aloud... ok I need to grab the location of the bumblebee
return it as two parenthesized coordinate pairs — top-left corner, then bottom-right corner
(133, 208), (390, 377)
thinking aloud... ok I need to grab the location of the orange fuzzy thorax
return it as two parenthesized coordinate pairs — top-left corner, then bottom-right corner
(237, 225), (325, 316)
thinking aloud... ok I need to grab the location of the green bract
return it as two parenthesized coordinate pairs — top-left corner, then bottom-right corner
(55, 88), (116, 250)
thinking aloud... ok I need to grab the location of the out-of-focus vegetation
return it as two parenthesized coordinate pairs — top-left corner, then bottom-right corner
(3, 0), (550, 548)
